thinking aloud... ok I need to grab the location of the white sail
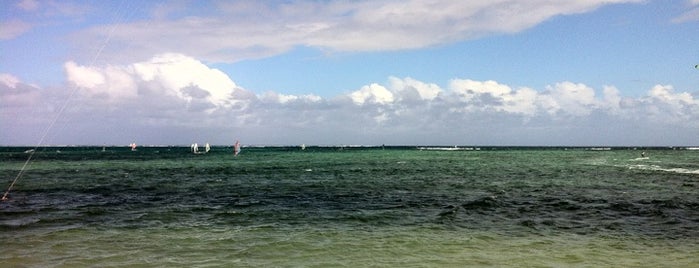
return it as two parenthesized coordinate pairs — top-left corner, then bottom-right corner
(192, 142), (210, 154)
(234, 140), (240, 156)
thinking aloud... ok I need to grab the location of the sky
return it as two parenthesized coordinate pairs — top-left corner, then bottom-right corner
(1, 0), (698, 146)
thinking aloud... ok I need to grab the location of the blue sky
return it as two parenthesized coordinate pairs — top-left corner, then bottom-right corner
(1, 0), (698, 146)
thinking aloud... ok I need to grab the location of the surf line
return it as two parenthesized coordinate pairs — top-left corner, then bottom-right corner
(2, 1), (132, 202)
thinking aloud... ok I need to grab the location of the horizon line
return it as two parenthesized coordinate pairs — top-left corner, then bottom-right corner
(1, 144), (698, 149)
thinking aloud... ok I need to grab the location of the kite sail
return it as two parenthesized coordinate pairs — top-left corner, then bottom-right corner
(234, 140), (240, 156)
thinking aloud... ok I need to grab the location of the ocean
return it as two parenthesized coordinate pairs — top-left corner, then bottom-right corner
(1, 146), (697, 267)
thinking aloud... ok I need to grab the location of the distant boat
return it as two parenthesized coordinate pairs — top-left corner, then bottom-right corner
(301, 144), (306, 150)
(191, 143), (210, 154)
(130, 143), (137, 151)
(234, 140), (240, 156)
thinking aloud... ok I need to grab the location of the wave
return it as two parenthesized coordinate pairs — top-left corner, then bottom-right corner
(435, 194), (699, 238)
(0, 217), (40, 228)
(627, 164), (699, 175)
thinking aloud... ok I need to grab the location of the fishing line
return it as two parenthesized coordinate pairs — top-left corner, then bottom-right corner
(3, 0), (132, 201)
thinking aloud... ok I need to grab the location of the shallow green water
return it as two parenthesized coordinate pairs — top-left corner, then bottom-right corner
(1, 147), (698, 267)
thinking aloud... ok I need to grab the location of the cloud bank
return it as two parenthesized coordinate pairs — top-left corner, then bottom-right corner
(2, 53), (698, 146)
(71, 0), (642, 63)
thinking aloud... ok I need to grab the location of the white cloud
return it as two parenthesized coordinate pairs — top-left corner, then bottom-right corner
(601, 85), (623, 113)
(342, 77), (699, 133)
(641, 84), (698, 123)
(0, 19), (32, 40)
(65, 61), (107, 88)
(450, 79), (513, 100)
(502, 87), (538, 115)
(544, 82), (597, 116)
(350, 83), (394, 105)
(389, 76), (441, 101)
(260, 91), (322, 104)
(0, 73), (21, 88)
(648, 84), (694, 104)
(72, 0), (643, 63)
(65, 61), (139, 101)
(448, 79), (538, 115)
(65, 53), (247, 109)
(132, 53), (239, 108)
(4, 55), (699, 146)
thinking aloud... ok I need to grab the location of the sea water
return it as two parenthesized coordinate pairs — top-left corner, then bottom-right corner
(1, 147), (697, 267)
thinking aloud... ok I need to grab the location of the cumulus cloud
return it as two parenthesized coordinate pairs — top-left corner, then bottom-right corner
(642, 84), (698, 123)
(132, 53), (240, 108)
(343, 76), (699, 139)
(4, 55), (699, 146)
(0, 73), (22, 88)
(601, 86), (623, 112)
(543, 82), (597, 116)
(388, 76), (442, 102)
(260, 91), (322, 104)
(71, 0), (642, 63)
(449, 79), (538, 115)
(350, 83), (394, 105)
(65, 53), (248, 110)
(65, 61), (108, 89)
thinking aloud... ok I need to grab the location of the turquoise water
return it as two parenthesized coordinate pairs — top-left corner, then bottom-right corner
(1, 147), (698, 267)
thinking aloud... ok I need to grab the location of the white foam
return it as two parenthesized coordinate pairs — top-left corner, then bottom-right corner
(627, 164), (699, 174)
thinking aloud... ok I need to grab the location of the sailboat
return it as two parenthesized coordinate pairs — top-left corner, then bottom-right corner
(234, 140), (240, 156)
(191, 143), (210, 154)
(130, 143), (137, 151)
